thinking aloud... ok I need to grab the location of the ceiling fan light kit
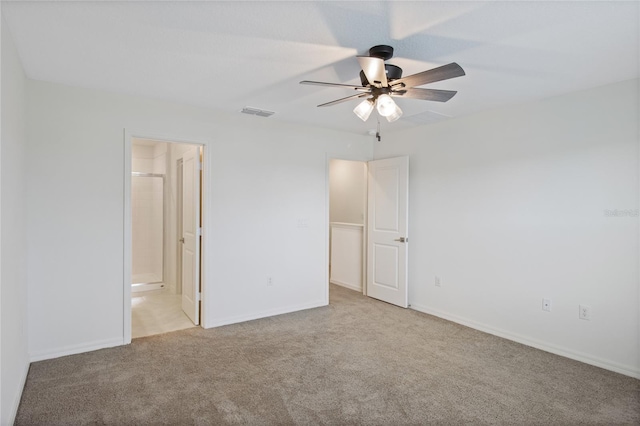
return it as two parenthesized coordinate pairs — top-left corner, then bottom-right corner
(300, 45), (465, 123)
(353, 99), (375, 121)
(385, 104), (403, 123)
(375, 94), (396, 117)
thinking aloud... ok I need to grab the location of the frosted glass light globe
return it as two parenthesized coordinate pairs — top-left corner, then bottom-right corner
(376, 94), (396, 117)
(353, 99), (374, 122)
(386, 104), (403, 122)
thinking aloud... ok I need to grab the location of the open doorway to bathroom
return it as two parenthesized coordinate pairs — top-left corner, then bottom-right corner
(130, 138), (203, 338)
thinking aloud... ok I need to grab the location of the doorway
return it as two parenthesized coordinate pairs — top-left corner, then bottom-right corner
(127, 137), (204, 339)
(328, 156), (410, 308)
(328, 159), (368, 295)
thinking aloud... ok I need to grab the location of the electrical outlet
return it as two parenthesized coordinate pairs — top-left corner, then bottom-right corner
(542, 298), (552, 312)
(435, 276), (441, 287)
(267, 277), (273, 287)
(579, 305), (591, 320)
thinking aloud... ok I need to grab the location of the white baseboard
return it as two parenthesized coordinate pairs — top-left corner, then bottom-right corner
(6, 359), (30, 425)
(410, 303), (640, 379)
(206, 300), (327, 328)
(330, 279), (362, 292)
(29, 337), (125, 362)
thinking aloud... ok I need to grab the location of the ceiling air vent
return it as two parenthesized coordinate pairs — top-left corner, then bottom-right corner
(240, 107), (275, 118)
(403, 110), (451, 125)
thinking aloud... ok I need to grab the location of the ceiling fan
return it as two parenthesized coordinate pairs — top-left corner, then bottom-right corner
(300, 45), (465, 123)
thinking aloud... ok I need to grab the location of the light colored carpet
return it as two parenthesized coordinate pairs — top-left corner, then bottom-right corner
(16, 285), (639, 425)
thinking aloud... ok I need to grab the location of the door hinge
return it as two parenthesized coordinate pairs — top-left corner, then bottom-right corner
(198, 161), (202, 171)
(197, 227), (202, 237)
(196, 292), (201, 302)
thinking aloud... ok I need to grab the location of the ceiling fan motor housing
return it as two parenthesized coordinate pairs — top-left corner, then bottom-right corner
(359, 64), (403, 87)
(369, 45), (394, 60)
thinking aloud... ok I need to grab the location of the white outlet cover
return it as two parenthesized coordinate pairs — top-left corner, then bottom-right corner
(542, 298), (552, 312)
(579, 305), (591, 320)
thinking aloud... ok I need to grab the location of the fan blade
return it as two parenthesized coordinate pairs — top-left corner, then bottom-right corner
(390, 88), (457, 102)
(390, 63), (465, 89)
(300, 80), (369, 91)
(318, 92), (370, 107)
(357, 56), (387, 87)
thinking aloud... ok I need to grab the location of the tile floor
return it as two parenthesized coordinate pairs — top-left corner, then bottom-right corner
(131, 288), (196, 338)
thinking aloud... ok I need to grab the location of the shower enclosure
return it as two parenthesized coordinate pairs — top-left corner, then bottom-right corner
(131, 172), (165, 292)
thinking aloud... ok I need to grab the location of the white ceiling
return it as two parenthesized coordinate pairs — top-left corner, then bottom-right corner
(3, 1), (639, 135)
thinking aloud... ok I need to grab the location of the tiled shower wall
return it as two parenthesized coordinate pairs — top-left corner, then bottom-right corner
(132, 176), (163, 282)
(132, 143), (166, 283)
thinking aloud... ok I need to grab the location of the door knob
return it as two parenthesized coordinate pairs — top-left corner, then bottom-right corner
(180, 238), (185, 243)
(394, 237), (408, 243)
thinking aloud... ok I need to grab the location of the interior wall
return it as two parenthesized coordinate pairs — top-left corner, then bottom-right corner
(0, 16), (29, 424)
(131, 145), (154, 173)
(153, 142), (167, 175)
(374, 79), (640, 377)
(329, 159), (366, 224)
(26, 80), (373, 360)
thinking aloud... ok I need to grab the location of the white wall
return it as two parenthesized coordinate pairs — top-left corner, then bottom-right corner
(0, 16), (29, 425)
(330, 223), (363, 292)
(375, 79), (640, 377)
(131, 145), (154, 173)
(329, 159), (366, 224)
(152, 142), (167, 175)
(26, 80), (373, 359)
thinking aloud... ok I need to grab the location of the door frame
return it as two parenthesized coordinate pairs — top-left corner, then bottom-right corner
(176, 158), (183, 295)
(123, 130), (211, 344)
(325, 153), (371, 303)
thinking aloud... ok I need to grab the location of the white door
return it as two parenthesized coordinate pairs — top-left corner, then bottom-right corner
(367, 156), (409, 307)
(181, 147), (201, 324)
